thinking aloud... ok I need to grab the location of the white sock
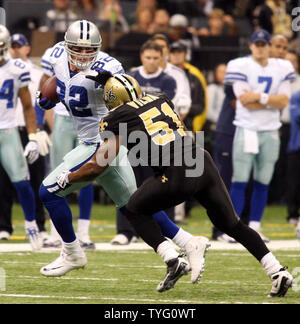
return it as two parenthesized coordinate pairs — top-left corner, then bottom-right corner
(249, 221), (261, 232)
(63, 238), (82, 253)
(77, 219), (90, 238)
(157, 240), (179, 263)
(172, 228), (193, 249)
(260, 252), (282, 277)
(25, 220), (37, 228)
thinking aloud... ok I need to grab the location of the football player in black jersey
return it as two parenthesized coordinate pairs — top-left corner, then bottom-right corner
(56, 71), (294, 297)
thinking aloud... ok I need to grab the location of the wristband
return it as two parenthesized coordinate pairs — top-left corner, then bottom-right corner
(259, 93), (269, 105)
(28, 133), (37, 142)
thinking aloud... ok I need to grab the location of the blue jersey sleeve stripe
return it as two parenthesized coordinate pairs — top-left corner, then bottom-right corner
(18, 72), (30, 80)
(224, 77), (247, 82)
(20, 78), (31, 83)
(41, 65), (54, 72)
(226, 72), (247, 78)
(225, 76), (247, 82)
(283, 73), (296, 81)
(41, 59), (52, 66)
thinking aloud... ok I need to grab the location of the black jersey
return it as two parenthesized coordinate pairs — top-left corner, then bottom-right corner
(100, 94), (195, 173)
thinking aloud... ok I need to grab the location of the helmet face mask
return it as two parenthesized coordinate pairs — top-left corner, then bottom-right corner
(103, 74), (143, 110)
(64, 20), (101, 70)
(0, 25), (10, 61)
(66, 45), (99, 70)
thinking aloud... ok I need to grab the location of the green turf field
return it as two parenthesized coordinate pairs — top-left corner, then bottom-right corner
(0, 203), (299, 304)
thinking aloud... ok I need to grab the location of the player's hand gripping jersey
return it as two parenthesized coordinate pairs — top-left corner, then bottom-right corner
(100, 93), (195, 173)
(42, 42), (124, 143)
(225, 56), (295, 131)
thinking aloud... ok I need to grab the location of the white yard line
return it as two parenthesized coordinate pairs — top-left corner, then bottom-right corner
(0, 293), (201, 303)
(0, 240), (299, 253)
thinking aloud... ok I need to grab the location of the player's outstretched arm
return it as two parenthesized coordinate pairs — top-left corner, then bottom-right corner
(57, 136), (121, 188)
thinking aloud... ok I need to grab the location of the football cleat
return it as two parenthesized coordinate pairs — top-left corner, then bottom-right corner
(216, 233), (237, 243)
(157, 257), (191, 293)
(0, 231), (10, 240)
(269, 267), (294, 297)
(39, 231), (50, 243)
(79, 237), (96, 250)
(110, 234), (129, 245)
(25, 224), (42, 251)
(43, 237), (62, 248)
(130, 236), (139, 243)
(183, 236), (210, 284)
(40, 248), (87, 277)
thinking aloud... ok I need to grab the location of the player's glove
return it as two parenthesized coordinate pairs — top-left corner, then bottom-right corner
(36, 91), (56, 111)
(36, 129), (52, 156)
(24, 135), (39, 164)
(57, 170), (71, 189)
(86, 70), (113, 85)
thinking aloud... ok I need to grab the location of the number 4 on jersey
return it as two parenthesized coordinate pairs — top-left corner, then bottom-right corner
(0, 79), (14, 109)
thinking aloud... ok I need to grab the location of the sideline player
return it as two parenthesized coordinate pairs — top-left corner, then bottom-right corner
(226, 30), (295, 241)
(37, 20), (209, 292)
(0, 25), (41, 250)
(59, 72), (294, 297)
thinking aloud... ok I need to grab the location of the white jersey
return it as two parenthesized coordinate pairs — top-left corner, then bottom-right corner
(0, 58), (31, 129)
(42, 42), (125, 143)
(41, 44), (69, 117)
(16, 60), (44, 127)
(281, 74), (300, 123)
(225, 56), (295, 131)
(164, 62), (191, 115)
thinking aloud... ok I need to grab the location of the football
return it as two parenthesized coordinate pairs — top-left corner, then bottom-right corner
(41, 75), (59, 104)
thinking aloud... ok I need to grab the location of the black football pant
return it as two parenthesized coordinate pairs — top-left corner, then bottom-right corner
(286, 151), (300, 220)
(126, 150), (270, 261)
(116, 164), (174, 240)
(0, 128), (47, 233)
(0, 163), (15, 234)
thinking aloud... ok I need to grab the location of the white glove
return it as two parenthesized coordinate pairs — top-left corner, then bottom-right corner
(36, 130), (52, 156)
(24, 141), (39, 164)
(57, 171), (71, 189)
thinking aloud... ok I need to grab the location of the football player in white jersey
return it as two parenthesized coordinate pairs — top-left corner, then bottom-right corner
(37, 20), (208, 287)
(9, 33), (51, 242)
(224, 29), (295, 242)
(0, 25), (41, 250)
(39, 44), (96, 250)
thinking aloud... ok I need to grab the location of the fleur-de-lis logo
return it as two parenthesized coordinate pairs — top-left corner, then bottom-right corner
(106, 87), (116, 101)
(99, 120), (108, 132)
(161, 175), (168, 183)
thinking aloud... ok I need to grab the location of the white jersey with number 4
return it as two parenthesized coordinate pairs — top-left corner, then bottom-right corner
(225, 56), (295, 131)
(41, 42), (124, 143)
(0, 58), (31, 129)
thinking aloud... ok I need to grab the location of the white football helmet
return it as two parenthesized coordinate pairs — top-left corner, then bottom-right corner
(0, 25), (10, 61)
(64, 20), (102, 70)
